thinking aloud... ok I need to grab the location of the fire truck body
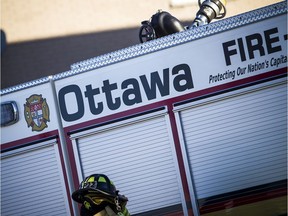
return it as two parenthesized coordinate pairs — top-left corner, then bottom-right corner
(1, 2), (287, 215)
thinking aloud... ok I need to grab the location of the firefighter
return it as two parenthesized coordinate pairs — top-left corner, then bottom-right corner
(72, 174), (130, 216)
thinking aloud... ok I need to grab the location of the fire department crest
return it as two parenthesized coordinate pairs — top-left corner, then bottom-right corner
(24, 94), (50, 132)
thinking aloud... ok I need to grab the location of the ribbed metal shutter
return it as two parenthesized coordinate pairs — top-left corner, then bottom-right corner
(178, 83), (287, 199)
(1, 141), (70, 216)
(74, 115), (183, 214)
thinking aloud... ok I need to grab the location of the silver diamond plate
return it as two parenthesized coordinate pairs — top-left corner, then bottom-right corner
(0, 77), (50, 95)
(1, 1), (287, 96)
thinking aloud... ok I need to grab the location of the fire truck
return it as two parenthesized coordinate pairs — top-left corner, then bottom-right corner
(1, 1), (287, 215)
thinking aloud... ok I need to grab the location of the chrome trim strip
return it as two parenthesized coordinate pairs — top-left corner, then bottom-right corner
(1, 76), (51, 95)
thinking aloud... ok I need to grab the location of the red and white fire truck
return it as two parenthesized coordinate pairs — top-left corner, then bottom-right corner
(1, 1), (287, 215)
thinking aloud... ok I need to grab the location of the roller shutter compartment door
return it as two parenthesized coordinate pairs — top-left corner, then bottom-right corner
(1, 141), (70, 216)
(179, 83), (287, 200)
(75, 115), (183, 214)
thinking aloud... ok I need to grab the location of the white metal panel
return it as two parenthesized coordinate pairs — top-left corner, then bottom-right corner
(55, 10), (287, 128)
(75, 115), (183, 214)
(178, 82), (287, 199)
(1, 142), (70, 216)
(1, 81), (59, 144)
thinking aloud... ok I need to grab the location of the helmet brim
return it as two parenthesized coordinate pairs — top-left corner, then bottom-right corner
(72, 188), (128, 203)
